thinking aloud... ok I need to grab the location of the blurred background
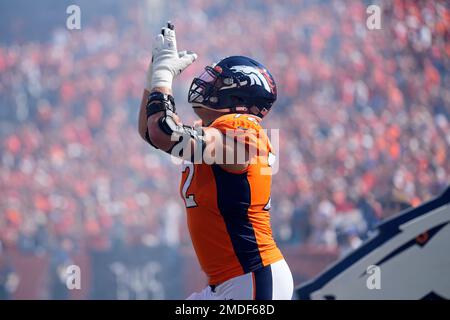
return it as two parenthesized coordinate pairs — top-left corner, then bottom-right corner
(0, 0), (449, 299)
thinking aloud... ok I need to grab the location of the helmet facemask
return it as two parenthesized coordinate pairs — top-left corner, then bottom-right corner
(188, 66), (222, 107)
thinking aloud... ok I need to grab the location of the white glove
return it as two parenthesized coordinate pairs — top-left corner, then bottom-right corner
(147, 23), (197, 90)
(145, 51), (193, 90)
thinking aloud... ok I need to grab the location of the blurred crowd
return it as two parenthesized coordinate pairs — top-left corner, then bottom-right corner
(0, 0), (449, 269)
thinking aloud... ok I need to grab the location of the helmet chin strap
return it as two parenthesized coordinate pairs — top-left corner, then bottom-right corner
(192, 103), (249, 114)
(192, 103), (266, 119)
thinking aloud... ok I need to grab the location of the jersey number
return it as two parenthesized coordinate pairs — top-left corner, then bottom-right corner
(181, 162), (197, 208)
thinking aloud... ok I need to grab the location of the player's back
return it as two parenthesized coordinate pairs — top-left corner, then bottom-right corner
(179, 113), (283, 285)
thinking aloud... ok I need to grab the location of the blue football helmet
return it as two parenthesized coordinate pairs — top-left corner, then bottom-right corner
(188, 56), (277, 118)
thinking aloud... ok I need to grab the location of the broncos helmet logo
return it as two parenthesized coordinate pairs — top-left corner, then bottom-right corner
(229, 65), (275, 94)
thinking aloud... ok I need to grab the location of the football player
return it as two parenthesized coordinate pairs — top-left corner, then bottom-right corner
(138, 22), (293, 300)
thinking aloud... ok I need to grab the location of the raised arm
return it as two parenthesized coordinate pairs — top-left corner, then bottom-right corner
(137, 23), (250, 171)
(137, 23), (202, 156)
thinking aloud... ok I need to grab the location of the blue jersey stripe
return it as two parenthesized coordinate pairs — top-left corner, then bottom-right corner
(254, 264), (273, 300)
(212, 164), (263, 274)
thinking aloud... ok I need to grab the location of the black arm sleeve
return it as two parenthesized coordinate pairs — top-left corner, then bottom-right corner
(145, 91), (206, 161)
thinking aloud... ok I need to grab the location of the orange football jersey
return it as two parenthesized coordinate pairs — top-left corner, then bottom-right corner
(179, 113), (283, 285)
